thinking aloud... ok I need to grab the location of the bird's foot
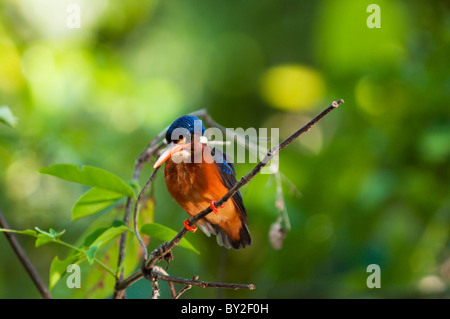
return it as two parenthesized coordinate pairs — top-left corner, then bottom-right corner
(184, 219), (197, 232)
(210, 200), (225, 215)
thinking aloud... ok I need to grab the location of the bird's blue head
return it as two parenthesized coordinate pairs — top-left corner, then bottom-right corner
(154, 115), (206, 169)
(165, 115), (206, 143)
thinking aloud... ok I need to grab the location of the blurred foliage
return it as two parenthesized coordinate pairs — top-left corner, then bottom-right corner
(0, 0), (449, 299)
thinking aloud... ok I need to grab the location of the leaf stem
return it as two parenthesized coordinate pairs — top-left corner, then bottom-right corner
(54, 240), (119, 279)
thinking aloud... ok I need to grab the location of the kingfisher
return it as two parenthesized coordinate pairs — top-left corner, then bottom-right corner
(153, 115), (251, 249)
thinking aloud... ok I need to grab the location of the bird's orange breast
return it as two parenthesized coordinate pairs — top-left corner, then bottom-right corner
(164, 156), (245, 243)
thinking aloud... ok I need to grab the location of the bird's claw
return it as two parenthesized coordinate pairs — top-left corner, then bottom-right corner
(210, 200), (224, 215)
(184, 219), (197, 232)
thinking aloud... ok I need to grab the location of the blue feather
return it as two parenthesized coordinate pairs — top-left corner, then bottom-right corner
(166, 115), (205, 142)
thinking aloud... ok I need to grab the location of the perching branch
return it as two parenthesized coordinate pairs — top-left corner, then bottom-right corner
(115, 99), (344, 296)
(0, 208), (52, 299)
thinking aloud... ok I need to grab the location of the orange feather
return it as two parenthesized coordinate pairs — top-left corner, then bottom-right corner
(164, 146), (249, 248)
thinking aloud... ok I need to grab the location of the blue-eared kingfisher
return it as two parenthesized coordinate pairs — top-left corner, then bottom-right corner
(153, 115), (251, 249)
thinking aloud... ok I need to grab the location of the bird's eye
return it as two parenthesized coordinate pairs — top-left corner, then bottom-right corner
(176, 136), (186, 144)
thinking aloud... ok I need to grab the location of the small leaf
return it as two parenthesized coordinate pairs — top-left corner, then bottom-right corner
(141, 223), (200, 254)
(34, 229), (54, 246)
(39, 164), (135, 199)
(64, 229), (136, 299)
(49, 228), (66, 240)
(49, 253), (82, 290)
(34, 227), (65, 247)
(72, 187), (124, 220)
(35, 227), (52, 236)
(35, 227), (65, 239)
(79, 221), (129, 252)
(89, 222), (129, 249)
(0, 106), (17, 128)
(35, 234), (54, 247)
(83, 244), (99, 265)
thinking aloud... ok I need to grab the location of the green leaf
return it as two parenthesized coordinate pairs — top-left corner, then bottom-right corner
(77, 221), (129, 251)
(38, 164), (135, 199)
(72, 187), (124, 221)
(83, 245), (99, 265)
(80, 227), (109, 248)
(35, 227), (65, 239)
(0, 228), (37, 237)
(88, 221), (129, 249)
(49, 228), (66, 240)
(47, 222), (127, 290)
(61, 232), (137, 299)
(49, 253), (82, 290)
(0, 106), (17, 128)
(140, 223), (200, 254)
(34, 227), (66, 247)
(54, 197), (156, 298)
(35, 234), (54, 247)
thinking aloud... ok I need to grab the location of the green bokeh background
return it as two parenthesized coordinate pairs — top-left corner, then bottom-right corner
(0, 0), (449, 298)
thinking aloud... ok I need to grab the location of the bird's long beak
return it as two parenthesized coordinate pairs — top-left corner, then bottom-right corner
(153, 142), (185, 168)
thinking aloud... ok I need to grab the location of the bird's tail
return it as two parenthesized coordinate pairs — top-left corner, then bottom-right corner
(198, 219), (252, 249)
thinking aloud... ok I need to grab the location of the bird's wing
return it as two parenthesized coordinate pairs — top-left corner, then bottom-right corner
(212, 147), (248, 219)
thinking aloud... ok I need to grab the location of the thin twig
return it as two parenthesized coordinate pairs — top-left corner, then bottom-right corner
(116, 143), (165, 268)
(115, 99), (343, 294)
(113, 142), (165, 299)
(134, 166), (160, 261)
(150, 276), (159, 299)
(173, 275), (198, 299)
(152, 271), (255, 290)
(115, 198), (133, 274)
(199, 111), (260, 155)
(279, 171), (302, 198)
(0, 208), (52, 299)
(152, 266), (176, 298)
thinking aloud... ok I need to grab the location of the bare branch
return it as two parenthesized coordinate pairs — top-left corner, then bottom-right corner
(0, 208), (52, 299)
(152, 271), (255, 291)
(150, 266), (176, 298)
(133, 166), (161, 261)
(199, 111), (260, 154)
(173, 275), (198, 299)
(150, 276), (160, 299)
